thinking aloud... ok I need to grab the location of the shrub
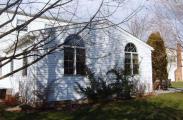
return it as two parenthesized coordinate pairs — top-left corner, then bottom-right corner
(107, 68), (134, 99)
(76, 68), (113, 102)
(75, 67), (135, 103)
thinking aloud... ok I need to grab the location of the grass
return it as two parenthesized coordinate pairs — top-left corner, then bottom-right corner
(171, 82), (183, 88)
(1, 92), (183, 120)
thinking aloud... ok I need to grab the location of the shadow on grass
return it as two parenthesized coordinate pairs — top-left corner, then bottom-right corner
(1, 98), (183, 120)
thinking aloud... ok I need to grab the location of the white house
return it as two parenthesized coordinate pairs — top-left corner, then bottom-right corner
(167, 43), (183, 82)
(166, 47), (177, 82)
(2, 21), (153, 102)
(0, 11), (153, 102)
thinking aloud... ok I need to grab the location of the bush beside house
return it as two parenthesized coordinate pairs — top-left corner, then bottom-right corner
(76, 67), (143, 103)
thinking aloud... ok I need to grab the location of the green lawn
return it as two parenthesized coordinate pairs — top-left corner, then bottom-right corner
(171, 82), (183, 88)
(1, 92), (183, 120)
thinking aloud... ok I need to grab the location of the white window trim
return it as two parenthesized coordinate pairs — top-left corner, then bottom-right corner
(64, 46), (85, 76)
(125, 43), (138, 76)
(125, 52), (138, 75)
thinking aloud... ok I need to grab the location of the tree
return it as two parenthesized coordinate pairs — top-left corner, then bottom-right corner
(147, 32), (168, 85)
(125, 14), (151, 40)
(148, 0), (183, 47)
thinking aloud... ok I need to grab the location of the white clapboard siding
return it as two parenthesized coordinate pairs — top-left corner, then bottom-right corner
(28, 23), (153, 101)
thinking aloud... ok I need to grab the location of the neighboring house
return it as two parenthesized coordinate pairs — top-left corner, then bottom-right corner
(0, 10), (68, 100)
(167, 43), (183, 82)
(0, 11), (154, 102)
(167, 47), (177, 82)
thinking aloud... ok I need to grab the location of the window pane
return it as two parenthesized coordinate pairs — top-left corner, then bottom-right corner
(125, 47), (138, 75)
(125, 53), (131, 64)
(10, 60), (14, 73)
(22, 52), (28, 76)
(125, 64), (131, 75)
(76, 48), (85, 75)
(133, 54), (138, 64)
(125, 43), (137, 52)
(125, 53), (131, 75)
(0, 89), (6, 99)
(133, 64), (139, 74)
(133, 54), (139, 74)
(64, 47), (74, 75)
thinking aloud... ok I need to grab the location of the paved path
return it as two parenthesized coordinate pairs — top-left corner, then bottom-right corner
(155, 88), (183, 95)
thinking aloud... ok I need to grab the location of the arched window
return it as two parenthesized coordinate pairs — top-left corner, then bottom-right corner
(64, 34), (85, 75)
(124, 43), (139, 75)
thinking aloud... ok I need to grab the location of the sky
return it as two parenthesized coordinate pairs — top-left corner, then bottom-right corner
(2, 0), (178, 24)
(60, 0), (148, 22)
(0, 0), (148, 22)
(1, 0), (182, 47)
